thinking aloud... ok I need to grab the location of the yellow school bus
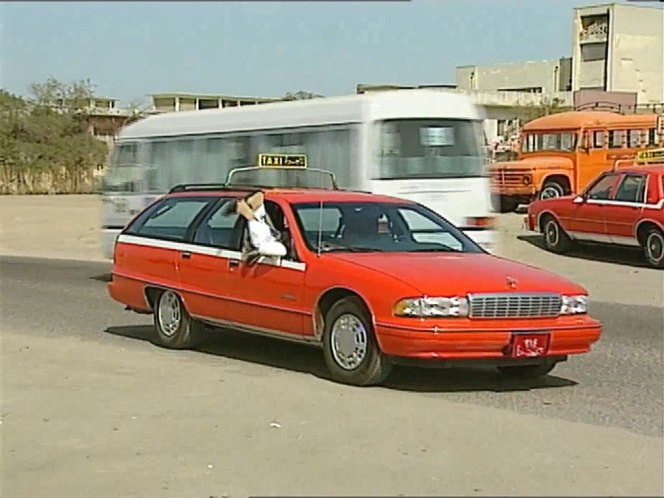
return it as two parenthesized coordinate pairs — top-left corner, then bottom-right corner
(490, 111), (663, 212)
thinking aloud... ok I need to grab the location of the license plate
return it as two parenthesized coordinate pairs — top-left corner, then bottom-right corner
(509, 333), (550, 358)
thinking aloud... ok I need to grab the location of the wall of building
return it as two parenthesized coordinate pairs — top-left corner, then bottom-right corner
(456, 59), (571, 94)
(609, 3), (664, 104)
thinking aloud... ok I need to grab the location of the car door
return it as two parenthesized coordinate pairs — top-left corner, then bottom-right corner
(567, 171), (620, 243)
(177, 197), (245, 321)
(224, 199), (307, 336)
(604, 173), (647, 247)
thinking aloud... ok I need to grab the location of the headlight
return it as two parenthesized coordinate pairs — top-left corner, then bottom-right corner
(393, 296), (469, 318)
(560, 295), (588, 315)
(522, 175), (532, 185)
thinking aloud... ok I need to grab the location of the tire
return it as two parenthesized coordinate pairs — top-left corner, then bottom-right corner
(498, 360), (557, 379)
(153, 289), (204, 349)
(538, 181), (565, 200)
(541, 215), (571, 254)
(498, 195), (519, 213)
(642, 228), (664, 269)
(322, 296), (392, 386)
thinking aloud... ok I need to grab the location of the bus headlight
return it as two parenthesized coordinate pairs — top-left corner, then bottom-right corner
(522, 175), (532, 185)
(394, 296), (469, 318)
(560, 295), (588, 315)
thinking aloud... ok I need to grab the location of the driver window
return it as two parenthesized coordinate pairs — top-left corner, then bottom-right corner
(398, 208), (464, 251)
(586, 173), (618, 200)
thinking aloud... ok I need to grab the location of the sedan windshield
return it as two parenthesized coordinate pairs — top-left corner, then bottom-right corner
(291, 202), (485, 254)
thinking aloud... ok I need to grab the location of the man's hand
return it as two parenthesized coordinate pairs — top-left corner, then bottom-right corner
(236, 199), (256, 220)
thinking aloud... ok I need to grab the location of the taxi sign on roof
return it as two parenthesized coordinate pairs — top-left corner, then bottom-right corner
(258, 153), (307, 168)
(635, 148), (664, 164)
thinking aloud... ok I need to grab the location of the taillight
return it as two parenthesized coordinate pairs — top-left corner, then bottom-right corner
(466, 216), (495, 228)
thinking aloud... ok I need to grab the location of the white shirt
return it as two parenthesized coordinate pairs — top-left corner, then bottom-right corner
(248, 204), (277, 248)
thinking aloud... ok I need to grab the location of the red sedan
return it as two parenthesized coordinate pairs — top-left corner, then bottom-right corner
(526, 163), (664, 268)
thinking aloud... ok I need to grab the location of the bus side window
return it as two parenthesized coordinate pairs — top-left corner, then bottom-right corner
(608, 130), (625, 149)
(647, 128), (658, 147)
(592, 130), (605, 149)
(628, 129), (642, 149)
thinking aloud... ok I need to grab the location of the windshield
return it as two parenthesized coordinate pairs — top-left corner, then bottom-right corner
(520, 132), (578, 153)
(291, 201), (485, 254)
(102, 143), (143, 193)
(376, 118), (486, 180)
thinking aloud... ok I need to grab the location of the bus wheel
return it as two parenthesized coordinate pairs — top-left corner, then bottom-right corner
(539, 181), (565, 200)
(498, 196), (519, 213)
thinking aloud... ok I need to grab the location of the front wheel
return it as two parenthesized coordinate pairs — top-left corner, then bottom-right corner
(153, 289), (204, 349)
(542, 216), (571, 254)
(498, 195), (519, 213)
(322, 297), (392, 386)
(643, 228), (664, 269)
(497, 360), (557, 379)
(538, 181), (565, 200)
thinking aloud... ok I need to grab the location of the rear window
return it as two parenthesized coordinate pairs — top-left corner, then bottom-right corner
(124, 196), (215, 241)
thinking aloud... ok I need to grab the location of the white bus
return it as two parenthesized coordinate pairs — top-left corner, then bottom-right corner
(101, 89), (494, 258)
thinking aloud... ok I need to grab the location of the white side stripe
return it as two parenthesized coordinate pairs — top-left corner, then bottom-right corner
(116, 234), (306, 272)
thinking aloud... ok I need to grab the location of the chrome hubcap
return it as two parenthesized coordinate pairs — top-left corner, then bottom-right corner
(158, 291), (181, 337)
(330, 314), (368, 370)
(541, 186), (561, 199)
(545, 220), (559, 247)
(646, 232), (664, 262)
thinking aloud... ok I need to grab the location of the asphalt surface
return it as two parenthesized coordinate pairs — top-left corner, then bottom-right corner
(2, 255), (662, 439)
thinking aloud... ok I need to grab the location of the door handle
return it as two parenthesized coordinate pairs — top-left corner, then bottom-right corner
(228, 258), (240, 269)
(181, 251), (191, 259)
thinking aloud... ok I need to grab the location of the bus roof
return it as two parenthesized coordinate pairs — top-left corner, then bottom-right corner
(522, 111), (658, 132)
(117, 89), (482, 140)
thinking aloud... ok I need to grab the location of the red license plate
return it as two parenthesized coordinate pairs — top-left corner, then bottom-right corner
(510, 333), (550, 358)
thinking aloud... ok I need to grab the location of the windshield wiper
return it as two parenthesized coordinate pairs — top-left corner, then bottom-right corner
(408, 246), (458, 253)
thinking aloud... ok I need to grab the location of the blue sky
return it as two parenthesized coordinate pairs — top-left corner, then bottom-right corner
(1, 0), (637, 105)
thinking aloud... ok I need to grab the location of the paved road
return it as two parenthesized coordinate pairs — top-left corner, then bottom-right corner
(2, 255), (662, 437)
(2, 256), (663, 497)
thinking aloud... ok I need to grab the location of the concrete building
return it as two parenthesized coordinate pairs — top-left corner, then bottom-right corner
(571, 2), (664, 104)
(456, 58), (573, 95)
(149, 92), (281, 114)
(456, 2), (663, 106)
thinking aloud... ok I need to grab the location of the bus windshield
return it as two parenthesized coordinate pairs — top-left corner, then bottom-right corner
(376, 118), (486, 180)
(520, 131), (578, 153)
(101, 163), (143, 193)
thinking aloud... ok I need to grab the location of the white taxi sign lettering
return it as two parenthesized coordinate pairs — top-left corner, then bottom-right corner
(257, 153), (307, 168)
(635, 148), (664, 164)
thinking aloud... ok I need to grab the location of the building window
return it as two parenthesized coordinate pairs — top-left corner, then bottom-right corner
(580, 42), (607, 62)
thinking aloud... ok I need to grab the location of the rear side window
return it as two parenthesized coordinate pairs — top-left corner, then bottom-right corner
(125, 197), (214, 241)
(613, 174), (646, 203)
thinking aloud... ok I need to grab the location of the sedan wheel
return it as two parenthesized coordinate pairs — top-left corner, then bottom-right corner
(542, 217), (571, 254)
(643, 229), (664, 269)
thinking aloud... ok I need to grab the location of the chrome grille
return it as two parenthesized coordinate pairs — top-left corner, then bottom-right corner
(468, 292), (561, 319)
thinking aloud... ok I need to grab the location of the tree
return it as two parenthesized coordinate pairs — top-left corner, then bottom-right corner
(0, 80), (108, 194)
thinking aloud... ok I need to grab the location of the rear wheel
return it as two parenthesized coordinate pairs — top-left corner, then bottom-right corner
(542, 215), (571, 254)
(539, 181), (565, 200)
(498, 360), (557, 379)
(153, 289), (204, 349)
(322, 297), (392, 386)
(498, 195), (519, 213)
(643, 228), (664, 269)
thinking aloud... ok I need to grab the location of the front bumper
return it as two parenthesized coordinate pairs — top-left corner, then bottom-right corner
(374, 319), (602, 361)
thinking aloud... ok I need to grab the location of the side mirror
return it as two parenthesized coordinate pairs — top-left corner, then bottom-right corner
(573, 196), (585, 204)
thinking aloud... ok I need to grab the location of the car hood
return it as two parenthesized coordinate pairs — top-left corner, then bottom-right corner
(328, 252), (586, 296)
(492, 157), (574, 171)
(528, 194), (576, 212)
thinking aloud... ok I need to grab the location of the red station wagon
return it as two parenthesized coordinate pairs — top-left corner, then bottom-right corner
(108, 161), (603, 386)
(526, 151), (664, 269)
